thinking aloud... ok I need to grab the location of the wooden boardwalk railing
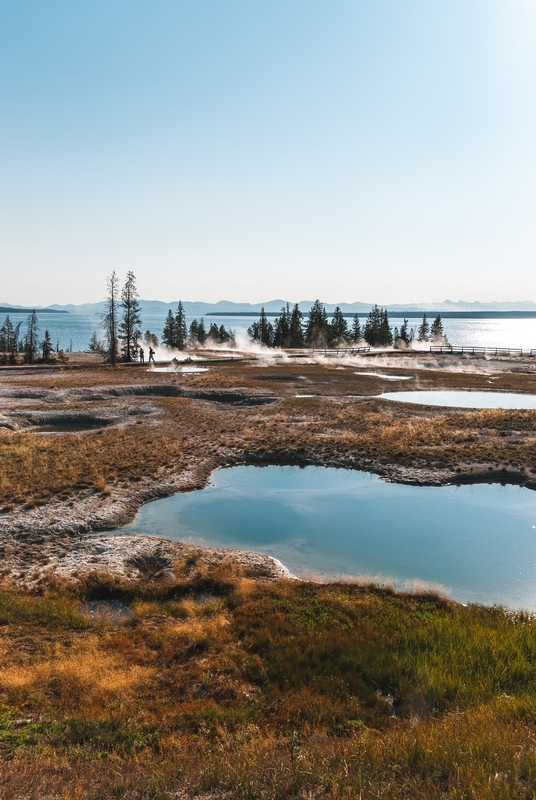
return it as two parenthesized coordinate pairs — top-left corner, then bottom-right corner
(430, 345), (527, 356)
(309, 346), (371, 355)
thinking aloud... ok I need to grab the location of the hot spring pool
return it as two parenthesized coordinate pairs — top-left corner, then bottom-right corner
(111, 466), (536, 610)
(378, 391), (536, 409)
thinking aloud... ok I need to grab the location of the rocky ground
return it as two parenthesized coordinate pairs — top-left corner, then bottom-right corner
(1, 349), (536, 587)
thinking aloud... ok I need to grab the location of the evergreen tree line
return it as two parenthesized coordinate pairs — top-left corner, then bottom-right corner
(2, 275), (448, 368)
(98, 281), (448, 357)
(160, 303), (234, 350)
(391, 312), (447, 347)
(84, 275), (454, 363)
(0, 312), (66, 365)
(247, 301), (447, 349)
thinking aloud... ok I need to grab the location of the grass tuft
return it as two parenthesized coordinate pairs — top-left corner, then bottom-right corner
(1, 570), (536, 795)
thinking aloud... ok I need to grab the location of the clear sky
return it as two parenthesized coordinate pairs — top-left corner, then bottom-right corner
(1, 0), (536, 306)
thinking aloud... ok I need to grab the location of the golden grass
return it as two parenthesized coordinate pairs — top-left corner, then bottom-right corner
(1, 572), (536, 796)
(1, 362), (536, 510)
(0, 412), (186, 506)
(0, 637), (152, 701)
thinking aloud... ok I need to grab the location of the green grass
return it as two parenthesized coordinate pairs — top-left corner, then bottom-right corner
(2, 574), (536, 797)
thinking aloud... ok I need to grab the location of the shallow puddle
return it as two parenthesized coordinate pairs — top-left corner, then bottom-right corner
(378, 390), (536, 409)
(355, 372), (412, 380)
(112, 466), (536, 610)
(148, 366), (209, 374)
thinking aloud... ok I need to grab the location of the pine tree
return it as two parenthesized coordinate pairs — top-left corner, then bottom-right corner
(88, 331), (103, 352)
(289, 304), (304, 347)
(363, 305), (382, 346)
(197, 318), (207, 345)
(247, 320), (261, 341)
(394, 318), (410, 348)
(273, 315), (283, 347)
(175, 301), (187, 350)
(208, 322), (220, 342)
(219, 325), (233, 344)
(188, 319), (208, 345)
(205, 322), (233, 345)
(144, 330), (159, 347)
(258, 308), (273, 346)
(101, 271), (120, 365)
(249, 310), (273, 346)
(381, 309), (393, 346)
(305, 300), (329, 346)
(363, 305), (392, 346)
(119, 271), (142, 361)
(0, 316), (20, 358)
(351, 314), (361, 343)
(430, 314), (447, 342)
(273, 304), (291, 347)
(162, 310), (176, 348)
(41, 330), (53, 362)
(24, 311), (39, 364)
(418, 313), (430, 341)
(330, 306), (348, 345)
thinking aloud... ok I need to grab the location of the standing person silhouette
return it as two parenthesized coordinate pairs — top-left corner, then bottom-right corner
(148, 347), (155, 363)
(139, 347), (145, 363)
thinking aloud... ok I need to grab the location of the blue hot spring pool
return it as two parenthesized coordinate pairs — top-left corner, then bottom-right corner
(112, 466), (536, 610)
(378, 391), (536, 409)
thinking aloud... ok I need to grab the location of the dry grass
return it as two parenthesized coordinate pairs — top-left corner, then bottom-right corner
(1, 360), (536, 795)
(2, 359), (536, 509)
(0, 636), (152, 707)
(0, 407), (187, 506)
(1, 571), (536, 796)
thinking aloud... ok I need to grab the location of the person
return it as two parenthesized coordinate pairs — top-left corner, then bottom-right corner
(148, 347), (155, 363)
(139, 347), (145, 363)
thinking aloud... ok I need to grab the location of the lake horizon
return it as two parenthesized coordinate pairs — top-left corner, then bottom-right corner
(3, 309), (536, 354)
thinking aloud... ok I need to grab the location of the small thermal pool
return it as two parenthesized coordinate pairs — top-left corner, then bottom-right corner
(378, 391), (536, 409)
(111, 465), (536, 610)
(148, 366), (209, 374)
(355, 372), (411, 381)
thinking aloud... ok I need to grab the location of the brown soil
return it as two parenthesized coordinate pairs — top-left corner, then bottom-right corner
(1, 350), (536, 585)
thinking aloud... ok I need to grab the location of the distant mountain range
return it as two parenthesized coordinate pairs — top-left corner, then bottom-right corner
(0, 305), (67, 315)
(1, 299), (536, 316)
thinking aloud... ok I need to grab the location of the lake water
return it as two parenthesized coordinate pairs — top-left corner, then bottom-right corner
(114, 465), (536, 610)
(2, 311), (536, 353)
(379, 391), (536, 410)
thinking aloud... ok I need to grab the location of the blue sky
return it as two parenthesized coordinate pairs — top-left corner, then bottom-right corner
(1, 0), (536, 305)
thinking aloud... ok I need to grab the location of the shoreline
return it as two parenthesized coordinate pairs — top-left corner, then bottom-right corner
(1, 452), (534, 592)
(2, 353), (536, 595)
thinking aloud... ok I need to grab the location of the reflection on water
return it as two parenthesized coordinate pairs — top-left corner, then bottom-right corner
(379, 391), (536, 409)
(114, 466), (536, 610)
(3, 310), (536, 352)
